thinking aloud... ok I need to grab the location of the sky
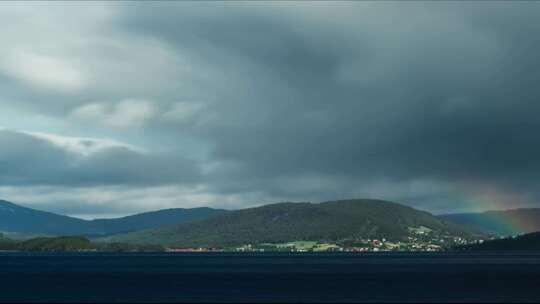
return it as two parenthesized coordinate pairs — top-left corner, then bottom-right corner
(1, 1), (540, 219)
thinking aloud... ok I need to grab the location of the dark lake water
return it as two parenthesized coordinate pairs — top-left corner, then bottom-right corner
(1, 252), (539, 303)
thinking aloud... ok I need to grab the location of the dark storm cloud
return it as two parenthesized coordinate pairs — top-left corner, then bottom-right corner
(117, 2), (540, 198)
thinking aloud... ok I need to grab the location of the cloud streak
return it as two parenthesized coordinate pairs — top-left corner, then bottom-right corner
(0, 130), (200, 187)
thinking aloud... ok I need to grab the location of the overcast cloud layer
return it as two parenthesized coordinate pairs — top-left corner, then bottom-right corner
(1, 2), (540, 218)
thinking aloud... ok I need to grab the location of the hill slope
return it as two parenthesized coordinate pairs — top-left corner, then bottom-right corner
(440, 209), (540, 236)
(0, 200), (226, 236)
(102, 199), (479, 247)
(459, 231), (540, 251)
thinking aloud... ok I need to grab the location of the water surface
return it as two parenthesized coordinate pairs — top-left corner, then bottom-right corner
(1, 252), (539, 303)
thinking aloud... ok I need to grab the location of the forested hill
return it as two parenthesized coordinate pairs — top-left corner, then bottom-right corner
(102, 199), (480, 247)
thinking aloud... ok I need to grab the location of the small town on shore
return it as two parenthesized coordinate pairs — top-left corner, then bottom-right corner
(165, 226), (485, 253)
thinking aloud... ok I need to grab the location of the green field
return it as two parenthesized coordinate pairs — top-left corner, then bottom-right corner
(257, 241), (340, 251)
(408, 226), (433, 235)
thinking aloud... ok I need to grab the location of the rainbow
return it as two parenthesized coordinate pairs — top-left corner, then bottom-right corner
(452, 180), (539, 235)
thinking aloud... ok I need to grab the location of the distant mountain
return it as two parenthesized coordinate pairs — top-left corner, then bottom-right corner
(0, 200), (88, 236)
(86, 207), (227, 235)
(0, 200), (226, 237)
(459, 231), (540, 251)
(440, 209), (540, 236)
(101, 199), (480, 247)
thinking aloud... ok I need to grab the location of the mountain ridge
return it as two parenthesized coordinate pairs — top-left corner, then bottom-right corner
(0, 199), (227, 237)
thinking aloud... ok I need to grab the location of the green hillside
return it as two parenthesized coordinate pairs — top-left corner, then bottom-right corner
(101, 199), (480, 247)
(0, 233), (18, 250)
(18, 236), (94, 251)
(0, 234), (166, 252)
